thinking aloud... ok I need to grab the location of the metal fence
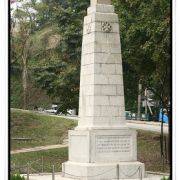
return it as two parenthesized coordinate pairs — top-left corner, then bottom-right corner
(11, 160), (143, 180)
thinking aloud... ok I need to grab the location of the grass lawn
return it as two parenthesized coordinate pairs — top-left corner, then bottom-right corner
(137, 130), (170, 173)
(11, 109), (77, 150)
(11, 109), (170, 173)
(11, 147), (68, 174)
(11, 131), (170, 174)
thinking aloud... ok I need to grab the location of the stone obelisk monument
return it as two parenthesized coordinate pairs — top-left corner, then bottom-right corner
(62, 0), (145, 179)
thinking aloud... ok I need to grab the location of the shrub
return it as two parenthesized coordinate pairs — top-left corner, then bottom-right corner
(161, 176), (170, 180)
(11, 174), (25, 180)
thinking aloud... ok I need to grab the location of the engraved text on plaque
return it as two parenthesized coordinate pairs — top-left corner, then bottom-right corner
(95, 135), (131, 154)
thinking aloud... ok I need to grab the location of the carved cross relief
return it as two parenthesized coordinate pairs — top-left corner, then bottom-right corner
(102, 22), (112, 33)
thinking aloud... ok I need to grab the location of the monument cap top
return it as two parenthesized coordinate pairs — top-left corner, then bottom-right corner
(91, 0), (111, 6)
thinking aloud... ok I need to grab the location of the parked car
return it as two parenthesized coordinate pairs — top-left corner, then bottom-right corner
(44, 109), (57, 114)
(67, 109), (77, 116)
(149, 113), (158, 122)
(141, 113), (149, 121)
(125, 111), (132, 120)
(44, 104), (58, 114)
(131, 113), (137, 120)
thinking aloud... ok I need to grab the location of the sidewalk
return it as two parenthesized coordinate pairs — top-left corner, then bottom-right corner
(11, 144), (68, 154)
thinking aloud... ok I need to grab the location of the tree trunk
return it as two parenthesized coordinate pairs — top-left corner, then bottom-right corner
(22, 54), (28, 110)
(137, 80), (142, 120)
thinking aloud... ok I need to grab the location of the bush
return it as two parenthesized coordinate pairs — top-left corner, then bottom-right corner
(11, 174), (25, 180)
(161, 176), (170, 180)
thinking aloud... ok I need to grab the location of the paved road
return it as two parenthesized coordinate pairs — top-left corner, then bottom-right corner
(127, 120), (168, 134)
(11, 108), (169, 134)
(57, 115), (169, 134)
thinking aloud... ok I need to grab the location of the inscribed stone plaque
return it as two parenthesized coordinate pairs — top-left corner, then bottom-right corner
(95, 135), (131, 155)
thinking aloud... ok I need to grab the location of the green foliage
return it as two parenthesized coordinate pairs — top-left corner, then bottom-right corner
(11, 0), (170, 112)
(10, 174), (25, 180)
(161, 176), (170, 180)
(52, 1), (89, 111)
(11, 1), (58, 109)
(10, 74), (24, 109)
(11, 1), (39, 109)
(113, 0), (170, 108)
(29, 0), (89, 111)
(10, 59), (53, 109)
(55, 0), (89, 61)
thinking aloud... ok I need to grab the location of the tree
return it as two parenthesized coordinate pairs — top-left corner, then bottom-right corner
(112, 0), (170, 111)
(53, 0), (89, 111)
(10, 0), (53, 109)
(30, 0), (89, 112)
(11, 5), (35, 109)
(113, 0), (171, 166)
(34, 0), (170, 113)
(10, 0), (170, 114)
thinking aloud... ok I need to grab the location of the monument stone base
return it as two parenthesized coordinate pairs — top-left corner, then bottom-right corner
(62, 161), (144, 180)
(61, 128), (145, 179)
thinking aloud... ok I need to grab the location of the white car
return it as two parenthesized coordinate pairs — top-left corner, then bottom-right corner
(44, 109), (57, 114)
(67, 109), (77, 116)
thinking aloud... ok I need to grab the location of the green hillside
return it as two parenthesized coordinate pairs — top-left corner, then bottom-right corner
(10, 109), (77, 150)
(10, 25), (60, 110)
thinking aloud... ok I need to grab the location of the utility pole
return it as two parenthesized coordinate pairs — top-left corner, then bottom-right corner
(137, 80), (142, 120)
(52, 165), (55, 180)
(27, 163), (29, 180)
(145, 88), (148, 117)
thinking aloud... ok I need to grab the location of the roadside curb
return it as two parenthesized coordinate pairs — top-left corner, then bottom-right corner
(127, 120), (168, 127)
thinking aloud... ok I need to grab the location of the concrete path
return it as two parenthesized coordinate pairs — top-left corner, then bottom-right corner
(11, 144), (68, 154)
